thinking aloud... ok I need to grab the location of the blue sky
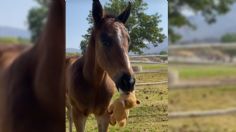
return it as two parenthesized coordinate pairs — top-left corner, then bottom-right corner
(0, 0), (168, 51)
(0, 0), (37, 29)
(66, 0), (168, 49)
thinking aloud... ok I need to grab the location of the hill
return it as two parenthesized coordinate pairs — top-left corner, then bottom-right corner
(0, 26), (30, 39)
(175, 3), (236, 44)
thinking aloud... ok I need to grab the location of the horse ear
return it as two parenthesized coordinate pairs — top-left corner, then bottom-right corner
(92, 0), (103, 27)
(116, 2), (131, 24)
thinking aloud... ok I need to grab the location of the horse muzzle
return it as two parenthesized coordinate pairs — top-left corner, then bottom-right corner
(115, 73), (135, 93)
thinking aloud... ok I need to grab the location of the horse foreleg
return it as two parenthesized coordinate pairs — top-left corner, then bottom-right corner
(72, 107), (87, 132)
(66, 105), (73, 132)
(95, 112), (110, 132)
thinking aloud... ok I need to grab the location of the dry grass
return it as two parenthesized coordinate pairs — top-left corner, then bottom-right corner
(169, 85), (236, 112)
(135, 71), (167, 83)
(169, 114), (236, 132)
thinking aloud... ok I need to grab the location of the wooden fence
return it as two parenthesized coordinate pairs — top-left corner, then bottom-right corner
(169, 107), (236, 119)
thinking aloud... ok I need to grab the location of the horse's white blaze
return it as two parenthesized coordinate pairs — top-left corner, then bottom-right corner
(117, 27), (122, 44)
(125, 53), (131, 69)
(116, 25), (131, 69)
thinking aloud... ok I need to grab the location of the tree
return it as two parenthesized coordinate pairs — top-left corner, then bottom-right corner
(221, 33), (236, 43)
(27, 0), (49, 42)
(160, 51), (167, 55)
(169, 0), (236, 43)
(80, 0), (166, 54)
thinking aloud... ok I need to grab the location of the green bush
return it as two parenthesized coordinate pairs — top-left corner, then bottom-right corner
(221, 33), (236, 43)
(159, 51), (168, 55)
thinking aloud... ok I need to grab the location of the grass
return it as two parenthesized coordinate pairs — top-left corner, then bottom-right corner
(66, 63), (168, 132)
(135, 72), (167, 83)
(133, 63), (167, 83)
(169, 114), (236, 132)
(169, 85), (236, 112)
(169, 63), (236, 131)
(0, 37), (30, 45)
(170, 64), (236, 80)
(84, 84), (168, 132)
(169, 83), (236, 131)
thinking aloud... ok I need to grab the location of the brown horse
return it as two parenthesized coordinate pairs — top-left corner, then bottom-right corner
(0, 0), (65, 132)
(0, 44), (31, 74)
(68, 0), (135, 131)
(66, 55), (80, 132)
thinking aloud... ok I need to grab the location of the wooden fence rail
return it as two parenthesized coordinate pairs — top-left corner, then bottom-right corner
(136, 81), (168, 86)
(135, 69), (167, 74)
(169, 107), (236, 119)
(130, 55), (168, 58)
(131, 61), (167, 64)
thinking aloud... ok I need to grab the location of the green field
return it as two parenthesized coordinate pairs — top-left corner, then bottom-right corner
(169, 63), (236, 131)
(170, 64), (236, 80)
(66, 63), (168, 132)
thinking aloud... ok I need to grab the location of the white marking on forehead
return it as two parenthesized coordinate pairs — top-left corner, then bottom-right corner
(125, 53), (131, 69)
(115, 23), (131, 69)
(116, 27), (122, 44)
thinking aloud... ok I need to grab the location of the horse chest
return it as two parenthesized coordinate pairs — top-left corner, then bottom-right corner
(72, 77), (115, 115)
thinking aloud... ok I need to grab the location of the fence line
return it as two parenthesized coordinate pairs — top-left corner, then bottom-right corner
(136, 81), (168, 86)
(169, 80), (236, 90)
(130, 55), (168, 58)
(169, 107), (236, 119)
(169, 43), (236, 49)
(131, 61), (167, 64)
(135, 69), (167, 74)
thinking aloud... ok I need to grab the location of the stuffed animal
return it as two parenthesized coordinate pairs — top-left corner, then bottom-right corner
(108, 91), (140, 127)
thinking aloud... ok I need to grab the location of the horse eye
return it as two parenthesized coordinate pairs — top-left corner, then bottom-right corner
(100, 33), (112, 47)
(103, 41), (111, 47)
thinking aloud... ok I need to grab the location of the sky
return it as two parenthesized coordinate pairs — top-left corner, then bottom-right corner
(0, 0), (168, 51)
(0, 0), (37, 29)
(66, 0), (168, 49)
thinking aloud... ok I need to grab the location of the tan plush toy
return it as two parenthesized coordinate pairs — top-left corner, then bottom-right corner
(108, 91), (140, 127)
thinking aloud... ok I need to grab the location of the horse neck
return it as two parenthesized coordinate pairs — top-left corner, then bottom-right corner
(83, 32), (107, 85)
(35, 1), (65, 59)
(33, 1), (65, 116)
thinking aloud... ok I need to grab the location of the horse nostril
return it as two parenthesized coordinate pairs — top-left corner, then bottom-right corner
(127, 77), (135, 87)
(130, 77), (135, 87)
(117, 73), (135, 92)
